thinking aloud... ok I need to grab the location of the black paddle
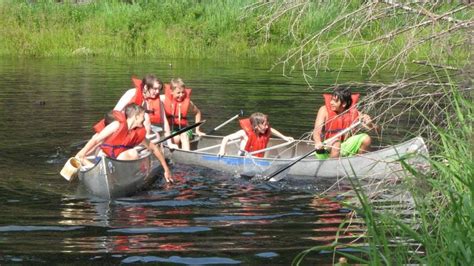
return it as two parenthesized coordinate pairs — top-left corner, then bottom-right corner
(139, 121), (207, 152)
(152, 120), (206, 144)
(261, 121), (362, 182)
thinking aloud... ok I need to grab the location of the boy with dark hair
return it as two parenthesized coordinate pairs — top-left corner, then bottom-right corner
(312, 87), (375, 159)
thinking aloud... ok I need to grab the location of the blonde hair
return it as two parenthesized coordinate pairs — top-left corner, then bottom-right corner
(170, 78), (185, 90)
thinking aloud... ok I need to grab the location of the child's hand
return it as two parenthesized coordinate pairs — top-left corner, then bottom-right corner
(314, 141), (323, 150)
(196, 130), (206, 137)
(164, 169), (173, 183)
(284, 136), (294, 142)
(167, 143), (180, 150)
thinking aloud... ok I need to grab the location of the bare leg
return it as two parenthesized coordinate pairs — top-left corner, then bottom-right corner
(117, 149), (139, 160)
(180, 133), (190, 151)
(172, 135), (181, 148)
(329, 141), (342, 158)
(358, 135), (372, 154)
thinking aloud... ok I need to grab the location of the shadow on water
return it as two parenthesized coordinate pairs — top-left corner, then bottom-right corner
(0, 57), (378, 264)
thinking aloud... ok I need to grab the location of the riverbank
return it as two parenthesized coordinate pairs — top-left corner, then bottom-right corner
(0, 0), (471, 64)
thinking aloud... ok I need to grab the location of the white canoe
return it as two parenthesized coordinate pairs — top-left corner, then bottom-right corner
(167, 135), (429, 181)
(78, 150), (161, 199)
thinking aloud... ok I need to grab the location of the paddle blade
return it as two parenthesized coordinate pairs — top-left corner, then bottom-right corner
(257, 161), (292, 182)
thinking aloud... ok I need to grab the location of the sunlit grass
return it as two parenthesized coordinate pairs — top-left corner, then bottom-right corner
(0, 0), (470, 62)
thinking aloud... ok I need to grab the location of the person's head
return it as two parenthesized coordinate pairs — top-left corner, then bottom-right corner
(142, 74), (163, 99)
(249, 112), (269, 135)
(104, 111), (116, 126)
(330, 87), (352, 112)
(170, 78), (187, 102)
(124, 103), (146, 129)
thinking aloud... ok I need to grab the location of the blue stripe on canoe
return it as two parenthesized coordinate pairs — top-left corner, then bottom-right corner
(201, 155), (271, 167)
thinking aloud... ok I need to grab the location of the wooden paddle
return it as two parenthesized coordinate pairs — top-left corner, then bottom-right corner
(206, 110), (244, 135)
(261, 120), (362, 182)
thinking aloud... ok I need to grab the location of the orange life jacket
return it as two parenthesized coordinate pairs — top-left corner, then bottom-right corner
(91, 77), (164, 133)
(131, 77), (163, 125)
(240, 118), (271, 158)
(100, 112), (145, 158)
(323, 93), (360, 141)
(163, 83), (192, 129)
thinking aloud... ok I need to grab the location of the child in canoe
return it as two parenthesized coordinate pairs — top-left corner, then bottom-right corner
(163, 78), (206, 150)
(76, 103), (173, 183)
(312, 87), (377, 159)
(217, 112), (294, 158)
(112, 74), (174, 146)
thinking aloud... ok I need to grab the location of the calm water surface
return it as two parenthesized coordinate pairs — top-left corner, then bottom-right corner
(0, 57), (379, 264)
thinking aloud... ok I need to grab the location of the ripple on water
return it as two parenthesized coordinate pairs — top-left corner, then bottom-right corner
(108, 226), (211, 234)
(194, 212), (304, 221)
(255, 252), (279, 258)
(114, 199), (217, 207)
(0, 225), (84, 232)
(121, 255), (241, 264)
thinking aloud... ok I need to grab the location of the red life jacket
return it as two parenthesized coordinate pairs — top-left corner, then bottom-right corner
(91, 77), (163, 133)
(100, 112), (145, 158)
(163, 83), (192, 128)
(323, 93), (360, 141)
(239, 118), (271, 158)
(131, 77), (163, 125)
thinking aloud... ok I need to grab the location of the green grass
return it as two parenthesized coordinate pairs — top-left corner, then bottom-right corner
(0, 0), (471, 62)
(294, 87), (473, 265)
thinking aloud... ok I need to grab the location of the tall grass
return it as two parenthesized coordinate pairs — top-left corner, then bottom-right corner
(1, 0), (470, 60)
(294, 87), (473, 265)
(0, 0), (274, 58)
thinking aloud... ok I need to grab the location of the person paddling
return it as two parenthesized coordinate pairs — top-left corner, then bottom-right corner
(163, 78), (205, 150)
(76, 103), (173, 183)
(312, 87), (377, 159)
(218, 112), (294, 158)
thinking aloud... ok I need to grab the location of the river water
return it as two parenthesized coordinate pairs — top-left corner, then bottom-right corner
(0, 57), (382, 264)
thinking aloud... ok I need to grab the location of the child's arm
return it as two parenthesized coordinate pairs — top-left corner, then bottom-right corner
(359, 112), (379, 133)
(143, 140), (173, 183)
(218, 130), (246, 156)
(313, 106), (328, 150)
(76, 121), (120, 165)
(190, 101), (205, 136)
(270, 128), (294, 142)
(114, 89), (135, 111)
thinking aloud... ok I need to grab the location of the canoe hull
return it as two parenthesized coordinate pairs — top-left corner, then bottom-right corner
(168, 135), (429, 180)
(78, 152), (159, 199)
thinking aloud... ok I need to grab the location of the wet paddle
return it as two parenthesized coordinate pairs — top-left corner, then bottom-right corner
(261, 121), (362, 182)
(206, 110), (244, 135)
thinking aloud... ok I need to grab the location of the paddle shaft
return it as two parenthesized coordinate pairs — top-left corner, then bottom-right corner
(263, 121), (362, 181)
(247, 140), (295, 156)
(207, 110), (243, 135)
(137, 121), (205, 152)
(194, 139), (240, 153)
